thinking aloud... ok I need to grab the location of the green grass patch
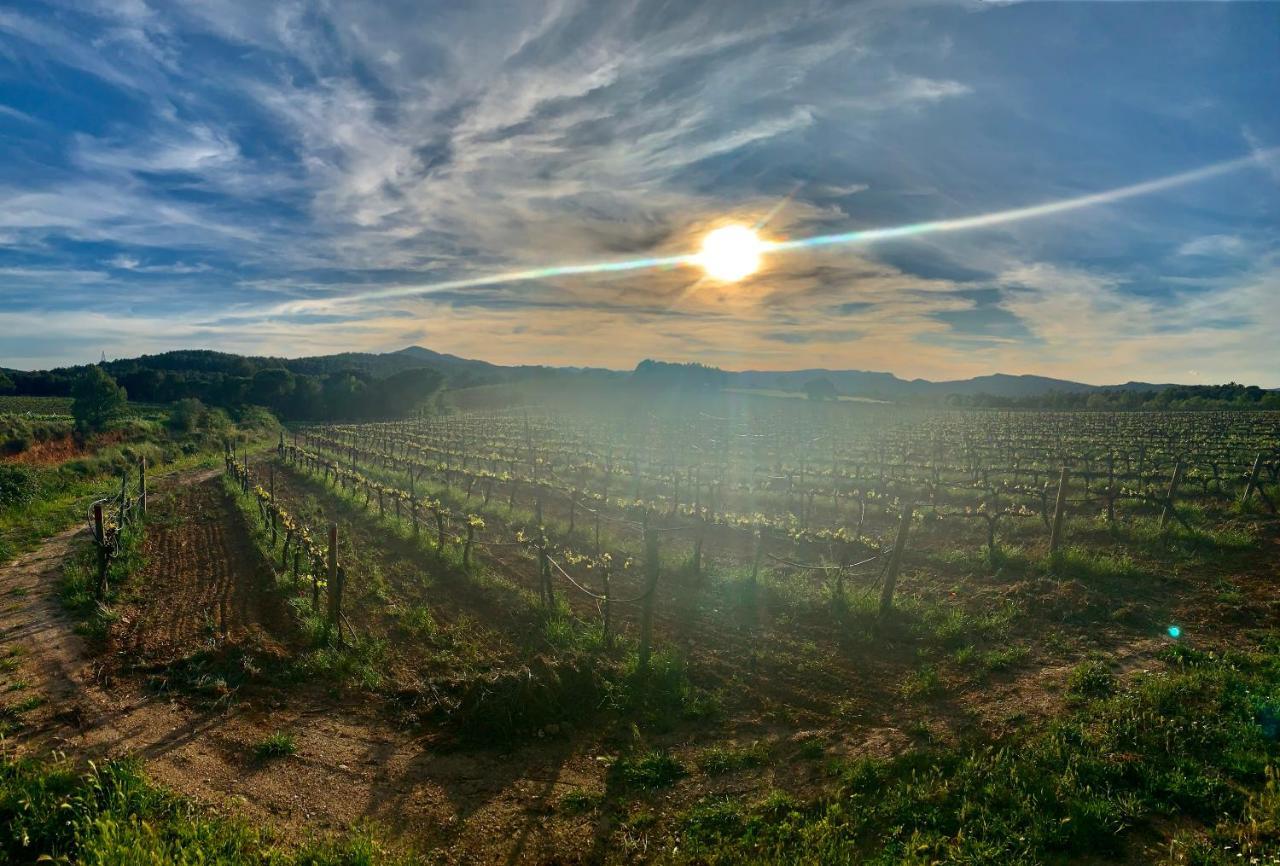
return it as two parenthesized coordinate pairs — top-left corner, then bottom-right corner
(615, 750), (686, 790)
(558, 789), (601, 815)
(0, 754), (416, 864)
(1067, 659), (1118, 700)
(668, 635), (1280, 863)
(252, 731), (297, 761)
(696, 741), (771, 776)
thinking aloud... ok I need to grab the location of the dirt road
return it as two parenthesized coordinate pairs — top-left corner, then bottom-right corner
(0, 466), (603, 864)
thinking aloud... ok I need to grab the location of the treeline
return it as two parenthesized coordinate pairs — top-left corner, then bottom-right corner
(4, 350), (444, 421)
(632, 359), (729, 391)
(947, 383), (1280, 411)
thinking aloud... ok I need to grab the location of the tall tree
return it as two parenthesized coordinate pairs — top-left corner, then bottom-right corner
(71, 367), (127, 432)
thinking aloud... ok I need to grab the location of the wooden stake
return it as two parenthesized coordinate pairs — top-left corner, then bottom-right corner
(1241, 453), (1263, 506)
(1160, 459), (1184, 530)
(1049, 466), (1069, 555)
(93, 502), (107, 600)
(326, 523), (339, 629)
(638, 527), (660, 674)
(878, 502), (913, 616)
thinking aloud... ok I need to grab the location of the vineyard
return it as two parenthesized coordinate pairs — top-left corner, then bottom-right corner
(262, 405), (1280, 645)
(186, 400), (1280, 860)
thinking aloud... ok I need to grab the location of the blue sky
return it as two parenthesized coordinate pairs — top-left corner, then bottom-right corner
(0, 0), (1277, 384)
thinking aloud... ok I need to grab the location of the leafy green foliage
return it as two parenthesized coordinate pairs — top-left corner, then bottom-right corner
(0, 465), (37, 508)
(71, 366), (127, 433)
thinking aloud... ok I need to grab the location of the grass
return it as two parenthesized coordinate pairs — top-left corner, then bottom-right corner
(900, 664), (943, 699)
(557, 789), (601, 815)
(252, 731), (297, 761)
(665, 633), (1280, 864)
(59, 516), (145, 645)
(0, 444), (221, 567)
(1067, 658), (1118, 700)
(0, 754), (417, 864)
(615, 750), (686, 790)
(696, 741), (771, 776)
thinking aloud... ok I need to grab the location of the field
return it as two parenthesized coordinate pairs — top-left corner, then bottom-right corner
(0, 394), (74, 415)
(3, 397), (1280, 864)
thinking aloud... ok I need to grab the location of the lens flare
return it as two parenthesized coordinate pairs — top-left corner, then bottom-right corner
(1168, 625), (1182, 639)
(698, 225), (764, 281)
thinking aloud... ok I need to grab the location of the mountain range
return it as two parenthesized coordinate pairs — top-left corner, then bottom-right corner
(393, 347), (1180, 399)
(0, 345), (1199, 402)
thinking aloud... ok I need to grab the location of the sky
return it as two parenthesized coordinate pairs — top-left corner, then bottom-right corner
(0, 0), (1277, 385)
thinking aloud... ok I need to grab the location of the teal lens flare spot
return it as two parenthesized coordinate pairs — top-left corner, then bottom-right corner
(1167, 626), (1181, 639)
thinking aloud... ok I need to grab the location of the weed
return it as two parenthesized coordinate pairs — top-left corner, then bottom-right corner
(253, 731), (297, 761)
(901, 664), (943, 699)
(796, 736), (825, 760)
(558, 789), (601, 815)
(1067, 659), (1117, 700)
(616, 750), (686, 790)
(697, 742), (770, 776)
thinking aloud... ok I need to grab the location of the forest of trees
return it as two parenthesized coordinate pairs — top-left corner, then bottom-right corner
(4, 350), (445, 421)
(947, 383), (1280, 411)
(631, 360), (730, 391)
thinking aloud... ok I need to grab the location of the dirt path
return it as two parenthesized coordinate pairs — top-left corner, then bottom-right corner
(0, 465), (605, 864)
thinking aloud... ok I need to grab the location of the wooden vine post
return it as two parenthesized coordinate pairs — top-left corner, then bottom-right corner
(878, 502), (913, 617)
(638, 525), (660, 675)
(1049, 466), (1070, 555)
(326, 523), (342, 642)
(1105, 453), (1116, 525)
(268, 465), (277, 546)
(1241, 453), (1263, 506)
(538, 536), (554, 608)
(138, 457), (147, 516)
(601, 564), (613, 650)
(691, 512), (706, 577)
(748, 529), (764, 589)
(1160, 459), (1185, 530)
(93, 502), (108, 600)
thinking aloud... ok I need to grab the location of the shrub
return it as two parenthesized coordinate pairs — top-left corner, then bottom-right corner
(167, 398), (207, 434)
(0, 465), (37, 509)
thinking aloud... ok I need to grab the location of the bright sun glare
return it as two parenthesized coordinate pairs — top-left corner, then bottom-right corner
(698, 224), (764, 282)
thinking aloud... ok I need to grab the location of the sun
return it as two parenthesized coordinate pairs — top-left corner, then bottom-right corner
(698, 224), (764, 282)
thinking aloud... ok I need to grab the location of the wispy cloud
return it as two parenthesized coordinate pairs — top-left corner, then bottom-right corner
(0, 0), (1276, 385)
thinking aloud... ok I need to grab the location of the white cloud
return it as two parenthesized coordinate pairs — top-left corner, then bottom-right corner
(1177, 234), (1246, 257)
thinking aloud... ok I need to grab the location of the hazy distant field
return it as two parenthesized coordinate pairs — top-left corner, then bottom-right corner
(0, 395), (73, 415)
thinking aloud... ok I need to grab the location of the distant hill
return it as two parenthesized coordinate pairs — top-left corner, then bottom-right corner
(5, 345), (1252, 407)
(728, 368), (1175, 400)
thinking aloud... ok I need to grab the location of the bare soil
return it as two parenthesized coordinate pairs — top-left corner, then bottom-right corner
(109, 477), (294, 665)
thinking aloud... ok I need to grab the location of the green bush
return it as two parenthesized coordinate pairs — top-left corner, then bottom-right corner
(0, 465), (37, 508)
(168, 398), (208, 434)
